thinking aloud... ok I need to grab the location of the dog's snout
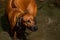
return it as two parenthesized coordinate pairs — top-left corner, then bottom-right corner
(30, 25), (38, 32)
(34, 26), (38, 30)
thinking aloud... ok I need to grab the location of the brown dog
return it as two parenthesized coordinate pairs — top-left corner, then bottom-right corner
(6, 0), (37, 40)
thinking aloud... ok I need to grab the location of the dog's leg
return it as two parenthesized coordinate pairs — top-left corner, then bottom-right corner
(13, 31), (17, 40)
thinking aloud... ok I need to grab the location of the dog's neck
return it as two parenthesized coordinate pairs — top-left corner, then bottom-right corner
(16, 17), (23, 27)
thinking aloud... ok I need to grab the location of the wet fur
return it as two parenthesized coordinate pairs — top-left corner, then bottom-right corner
(6, 0), (37, 40)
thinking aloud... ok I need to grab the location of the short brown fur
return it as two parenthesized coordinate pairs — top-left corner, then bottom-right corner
(6, 0), (37, 40)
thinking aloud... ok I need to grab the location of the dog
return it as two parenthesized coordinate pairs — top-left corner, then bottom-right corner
(6, 0), (38, 40)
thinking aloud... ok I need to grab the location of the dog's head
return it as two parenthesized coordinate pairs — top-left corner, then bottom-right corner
(16, 14), (38, 31)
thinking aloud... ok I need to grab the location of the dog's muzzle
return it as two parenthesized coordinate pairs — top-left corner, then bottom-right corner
(28, 25), (38, 32)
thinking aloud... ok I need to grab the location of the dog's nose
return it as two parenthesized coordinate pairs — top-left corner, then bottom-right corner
(30, 25), (38, 32)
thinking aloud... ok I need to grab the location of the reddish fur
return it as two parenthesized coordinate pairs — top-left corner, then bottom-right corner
(6, 0), (37, 29)
(6, 0), (37, 39)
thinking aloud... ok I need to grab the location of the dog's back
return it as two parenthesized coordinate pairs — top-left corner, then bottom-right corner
(6, 0), (37, 29)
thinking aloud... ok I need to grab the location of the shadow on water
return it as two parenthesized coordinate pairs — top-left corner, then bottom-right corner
(0, 12), (29, 40)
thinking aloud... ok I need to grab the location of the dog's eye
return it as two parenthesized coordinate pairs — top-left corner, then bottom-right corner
(27, 20), (30, 22)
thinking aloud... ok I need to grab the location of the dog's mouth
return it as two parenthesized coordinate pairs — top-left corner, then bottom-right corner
(26, 25), (38, 32)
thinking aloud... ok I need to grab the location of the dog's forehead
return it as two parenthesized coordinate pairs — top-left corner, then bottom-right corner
(23, 14), (33, 21)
